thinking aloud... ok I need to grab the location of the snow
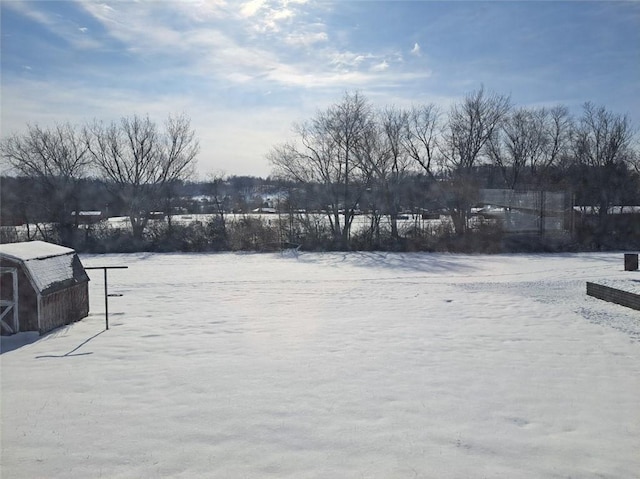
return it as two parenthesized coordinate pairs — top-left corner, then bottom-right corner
(0, 241), (84, 294)
(0, 240), (75, 261)
(597, 278), (640, 295)
(22, 254), (80, 294)
(105, 212), (451, 234)
(1, 251), (639, 478)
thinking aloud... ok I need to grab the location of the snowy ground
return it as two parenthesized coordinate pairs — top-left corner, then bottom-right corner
(1, 251), (639, 478)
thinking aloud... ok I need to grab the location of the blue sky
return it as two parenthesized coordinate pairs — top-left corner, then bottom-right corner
(1, 0), (638, 177)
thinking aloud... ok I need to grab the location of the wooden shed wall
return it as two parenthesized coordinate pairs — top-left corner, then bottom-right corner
(1, 256), (90, 334)
(40, 282), (89, 334)
(0, 258), (39, 332)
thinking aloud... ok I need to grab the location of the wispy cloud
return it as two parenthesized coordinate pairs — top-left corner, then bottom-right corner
(284, 28), (328, 47)
(240, 0), (305, 34)
(371, 60), (389, 72)
(330, 51), (369, 71)
(4, 1), (54, 29)
(3, 1), (103, 50)
(3, 0), (636, 176)
(72, 0), (420, 92)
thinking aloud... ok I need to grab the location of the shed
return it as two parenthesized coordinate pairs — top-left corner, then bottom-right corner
(0, 241), (90, 335)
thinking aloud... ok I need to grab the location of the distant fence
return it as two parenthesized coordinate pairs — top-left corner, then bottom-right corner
(586, 282), (640, 311)
(480, 189), (568, 235)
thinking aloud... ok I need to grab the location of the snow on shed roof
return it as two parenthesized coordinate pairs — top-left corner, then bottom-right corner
(0, 241), (75, 261)
(0, 241), (88, 295)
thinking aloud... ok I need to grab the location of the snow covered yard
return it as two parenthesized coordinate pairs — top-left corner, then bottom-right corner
(1, 252), (639, 478)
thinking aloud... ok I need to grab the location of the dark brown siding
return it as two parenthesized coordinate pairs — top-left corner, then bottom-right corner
(40, 282), (90, 334)
(586, 282), (640, 311)
(1, 256), (89, 334)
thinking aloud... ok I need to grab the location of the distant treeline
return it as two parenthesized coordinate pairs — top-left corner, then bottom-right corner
(1, 88), (639, 253)
(1, 172), (638, 253)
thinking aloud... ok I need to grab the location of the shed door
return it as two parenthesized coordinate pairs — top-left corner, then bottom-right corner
(0, 267), (19, 334)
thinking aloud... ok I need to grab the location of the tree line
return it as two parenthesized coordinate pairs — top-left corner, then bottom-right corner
(1, 87), (639, 253)
(268, 88), (639, 250)
(1, 114), (198, 246)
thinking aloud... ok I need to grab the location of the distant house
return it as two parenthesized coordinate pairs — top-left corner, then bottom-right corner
(0, 241), (90, 335)
(148, 211), (166, 220)
(252, 207), (277, 214)
(71, 211), (104, 225)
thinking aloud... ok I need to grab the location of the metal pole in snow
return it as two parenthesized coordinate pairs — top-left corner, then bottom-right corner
(104, 268), (109, 330)
(85, 266), (128, 331)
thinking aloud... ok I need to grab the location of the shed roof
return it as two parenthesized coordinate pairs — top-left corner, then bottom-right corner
(0, 241), (74, 261)
(0, 241), (89, 295)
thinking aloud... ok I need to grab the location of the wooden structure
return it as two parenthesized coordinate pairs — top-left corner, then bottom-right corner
(587, 282), (640, 311)
(71, 210), (104, 224)
(0, 241), (89, 335)
(624, 253), (638, 271)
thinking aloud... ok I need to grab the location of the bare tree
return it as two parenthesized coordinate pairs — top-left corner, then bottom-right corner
(269, 92), (374, 249)
(324, 91), (376, 248)
(487, 105), (574, 190)
(402, 103), (446, 226)
(534, 105), (573, 184)
(487, 107), (546, 189)
(358, 106), (413, 243)
(573, 102), (635, 242)
(87, 114), (198, 239)
(574, 102), (633, 169)
(161, 114), (199, 184)
(403, 104), (442, 179)
(441, 87), (511, 234)
(628, 147), (640, 175)
(159, 115), (199, 231)
(204, 171), (229, 249)
(1, 122), (91, 244)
